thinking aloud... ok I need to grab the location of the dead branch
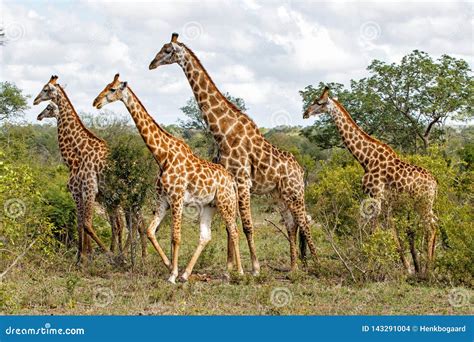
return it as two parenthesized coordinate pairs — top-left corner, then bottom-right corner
(0, 238), (37, 281)
(265, 218), (290, 242)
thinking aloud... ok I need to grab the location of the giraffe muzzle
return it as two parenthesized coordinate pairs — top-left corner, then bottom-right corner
(33, 96), (42, 105)
(149, 59), (158, 70)
(92, 97), (103, 109)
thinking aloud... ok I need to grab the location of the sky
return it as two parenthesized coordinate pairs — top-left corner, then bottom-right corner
(0, 0), (472, 127)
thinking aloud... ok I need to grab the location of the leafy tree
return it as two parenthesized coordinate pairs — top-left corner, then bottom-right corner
(178, 93), (247, 159)
(0, 82), (30, 122)
(301, 51), (473, 152)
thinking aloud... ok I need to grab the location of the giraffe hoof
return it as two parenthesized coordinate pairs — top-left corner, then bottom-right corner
(179, 272), (189, 282)
(167, 276), (177, 284)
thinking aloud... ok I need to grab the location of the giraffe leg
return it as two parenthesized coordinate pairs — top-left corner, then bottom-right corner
(276, 199), (298, 271)
(82, 180), (111, 256)
(423, 210), (438, 277)
(146, 199), (170, 269)
(407, 227), (420, 274)
(384, 201), (412, 273)
(237, 183), (260, 275)
(390, 224), (412, 273)
(180, 206), (216, 282)
(226, 228), (235, 271)
(225, 220), (243, 276)
(70, 185), (85, 265)
(289, 206), (317, 264)
(217, 191), (244, 276)
(84, 233), (92, 259)
(168, 198), (184, 284)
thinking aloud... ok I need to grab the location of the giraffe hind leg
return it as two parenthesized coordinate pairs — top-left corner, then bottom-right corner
(237, 183), (260, 275)
(180, 206), (216, 282)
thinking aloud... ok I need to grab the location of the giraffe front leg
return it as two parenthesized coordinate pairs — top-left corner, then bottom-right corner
(69, 181), (85, 265)
(237, 182), (260, 276)
(146, 199), (170, 269)
(180, 206), (216, 282)
(168, 198), (184, 284)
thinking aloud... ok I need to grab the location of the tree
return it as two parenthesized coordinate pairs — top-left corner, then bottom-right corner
(301, 51), (473, 152)
(178, 92), (247, 159)
(0, 82), (30, 122)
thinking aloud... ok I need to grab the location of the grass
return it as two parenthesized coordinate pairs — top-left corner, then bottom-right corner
(1, 203), (472, 315)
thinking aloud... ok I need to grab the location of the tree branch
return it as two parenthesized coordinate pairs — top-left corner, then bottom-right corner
(265, 219), (290, 242)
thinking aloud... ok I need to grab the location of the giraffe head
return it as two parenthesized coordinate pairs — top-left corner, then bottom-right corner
(92, 73), (128, 109)
(149, 33), (184, 69)
(37, 102), (59, 121)
(33, 75), (60, 105)
(303, 86), (330, 119)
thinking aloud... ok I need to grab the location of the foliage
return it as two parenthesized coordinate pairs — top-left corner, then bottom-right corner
(305, 145), (473, 284)
(0, 82), (30, 122)
(301, 51), (474, 152)
(178, 93), (247, 159)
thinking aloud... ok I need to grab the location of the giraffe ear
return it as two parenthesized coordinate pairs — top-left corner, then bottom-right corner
(171, 33), (179, 42)
(120, 81), (127, 90)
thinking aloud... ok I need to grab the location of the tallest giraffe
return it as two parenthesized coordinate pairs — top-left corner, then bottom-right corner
(149, 33), (317, 273)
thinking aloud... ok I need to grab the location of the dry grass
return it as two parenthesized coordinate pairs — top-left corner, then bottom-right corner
(1, 208), (472, 315)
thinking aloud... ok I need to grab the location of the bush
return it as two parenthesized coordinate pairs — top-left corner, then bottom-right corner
(305, 146), (473, 285)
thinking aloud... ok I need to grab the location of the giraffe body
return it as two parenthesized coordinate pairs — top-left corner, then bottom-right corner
(93, 74), (243, 283)
(149, 34), (319, 273)
(304, 88), (438, 275)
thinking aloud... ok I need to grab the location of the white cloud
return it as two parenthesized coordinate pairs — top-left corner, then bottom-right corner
(0, 0), (472, 127)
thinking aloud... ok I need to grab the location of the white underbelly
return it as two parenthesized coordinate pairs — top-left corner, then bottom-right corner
(183, 191), (215, 206)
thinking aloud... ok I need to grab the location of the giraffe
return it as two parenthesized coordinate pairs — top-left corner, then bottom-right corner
(149, 33), (318, 274)
(303, 87), (439, 276)
(92, 74), (244, 283)
(34, 76), (113, 263)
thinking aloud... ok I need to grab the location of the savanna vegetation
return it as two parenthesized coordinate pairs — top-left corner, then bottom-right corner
(0, 51), (472, 315)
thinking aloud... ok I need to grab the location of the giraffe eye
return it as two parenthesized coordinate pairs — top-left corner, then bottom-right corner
(110, 88), (116, 93)
(165, 48), (172, 53)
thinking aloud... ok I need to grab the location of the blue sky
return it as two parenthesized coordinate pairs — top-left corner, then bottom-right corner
(1, 0), (472, 127)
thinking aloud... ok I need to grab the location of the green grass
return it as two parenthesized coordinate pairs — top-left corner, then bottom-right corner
(1, 205), (472, 315)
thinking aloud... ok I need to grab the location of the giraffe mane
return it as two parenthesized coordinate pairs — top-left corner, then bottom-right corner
(126, 86), (193, 153)
(179, 43), (261, 132)
(56, 84), (105, 143)
(332, 99), (397, 156)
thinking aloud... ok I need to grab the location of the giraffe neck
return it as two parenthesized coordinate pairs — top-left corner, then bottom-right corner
(54, 90), (100, 168)
(177, 44), (260, 139)
(327, 99), (393, 169)
(121, 87), (173, 169)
